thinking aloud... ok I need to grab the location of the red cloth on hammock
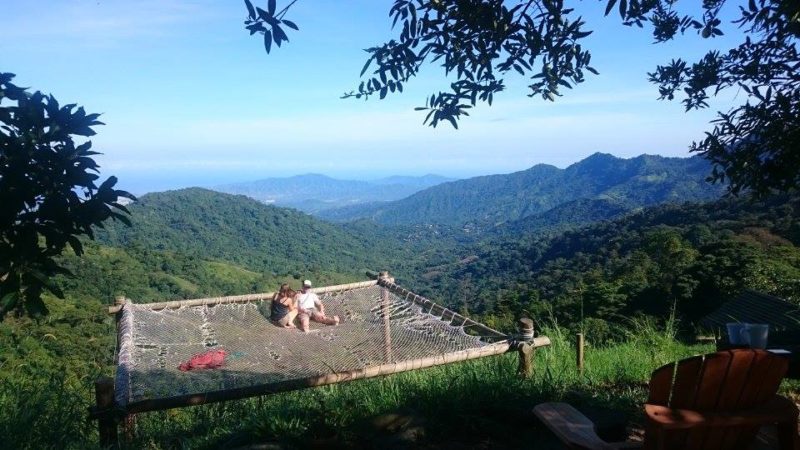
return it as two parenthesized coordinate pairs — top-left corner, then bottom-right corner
(178, 349), (227, 371)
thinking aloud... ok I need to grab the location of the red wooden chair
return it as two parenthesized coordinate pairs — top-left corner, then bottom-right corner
(534, 349), (799, 449)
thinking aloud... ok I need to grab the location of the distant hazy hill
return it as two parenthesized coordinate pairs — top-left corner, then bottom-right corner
(319, 153), (725, 228)
(214, 173), (453, 213)
(94, 188), (401, 279)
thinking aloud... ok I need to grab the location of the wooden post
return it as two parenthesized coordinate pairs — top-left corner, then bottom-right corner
(379, 271), (393, 364)
(122, 415), (136, 441)
(517, 343), (533, 378)
(94, 377), (118, 448)
(517, 318), (535, 378)
(576, 333), (585, 375)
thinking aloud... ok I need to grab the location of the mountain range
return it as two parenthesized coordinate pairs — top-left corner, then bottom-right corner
(214, 173), (453, 213)
(87, 152), (734, 303)
(318, 153), (725, 230)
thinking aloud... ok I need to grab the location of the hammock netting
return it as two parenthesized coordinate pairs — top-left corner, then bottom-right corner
(115, 282), (509, 407)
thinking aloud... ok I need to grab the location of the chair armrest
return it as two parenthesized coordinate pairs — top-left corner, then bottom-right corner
(645, 395), (799, 430)
(534, 402), (641, 450)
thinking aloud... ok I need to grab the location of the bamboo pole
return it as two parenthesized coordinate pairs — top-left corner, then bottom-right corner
(576, 333), (585, 375)
(379, 272), (394, 364)
(107, 280), (378, 314)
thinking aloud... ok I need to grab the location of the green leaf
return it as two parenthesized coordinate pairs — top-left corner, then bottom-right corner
(67, 235), (83, 256)
(264, 30), (272, 53)
(273, 25), (288, 46)
(244, 0), (256, 20)
(604, 0), (617, 16)
(0, 292), (19, 317)
(282, 19), (298, 30)
(360, 57), (373, 77)
(99, 175), (118, 191)
(268, 0), (276, 15)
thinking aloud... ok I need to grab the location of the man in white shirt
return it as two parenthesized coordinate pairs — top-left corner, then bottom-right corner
(296, 279), (340, 332)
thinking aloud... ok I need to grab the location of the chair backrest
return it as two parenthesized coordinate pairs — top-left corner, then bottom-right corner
(647, 349), (788, 411)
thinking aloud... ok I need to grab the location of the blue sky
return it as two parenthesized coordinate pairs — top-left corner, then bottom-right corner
(3, 1), (746, 194)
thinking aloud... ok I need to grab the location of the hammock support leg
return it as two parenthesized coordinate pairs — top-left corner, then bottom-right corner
(94, 377), (118, 448)
(516, 318), (535, 378)
(517, 343), (534, 378)
(379, 271), (395, 364)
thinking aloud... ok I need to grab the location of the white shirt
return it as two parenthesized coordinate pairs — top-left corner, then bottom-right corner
(297, 291), (319, 311)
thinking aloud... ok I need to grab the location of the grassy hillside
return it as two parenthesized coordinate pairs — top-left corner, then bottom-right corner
(319, 153), (724, 230)
(54, 241), (347, 305)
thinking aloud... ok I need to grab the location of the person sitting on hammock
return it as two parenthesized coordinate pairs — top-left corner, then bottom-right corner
(296, 279), (340, 332)
(270, 283), (298, 328)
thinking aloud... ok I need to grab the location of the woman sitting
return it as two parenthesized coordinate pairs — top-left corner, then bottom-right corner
(270, 283), (298, 328)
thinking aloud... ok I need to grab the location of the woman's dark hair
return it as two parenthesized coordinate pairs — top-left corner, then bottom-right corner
(274, 283), (293, 300)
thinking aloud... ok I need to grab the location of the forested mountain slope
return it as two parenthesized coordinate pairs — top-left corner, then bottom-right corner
(408, 195), (800, 338)
(501, 197), (634, 235)
(94, 188), (402, 285)
(319, 153), (724, 228)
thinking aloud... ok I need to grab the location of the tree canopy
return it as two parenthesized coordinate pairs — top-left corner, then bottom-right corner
(0, 73), (133, 319)
(243, 0), (800, 196)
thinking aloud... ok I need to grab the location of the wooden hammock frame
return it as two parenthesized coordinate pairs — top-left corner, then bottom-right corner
(89, 272), (551, 446)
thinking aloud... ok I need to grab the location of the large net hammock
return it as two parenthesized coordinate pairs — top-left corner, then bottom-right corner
(114, 280), (510, 410)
